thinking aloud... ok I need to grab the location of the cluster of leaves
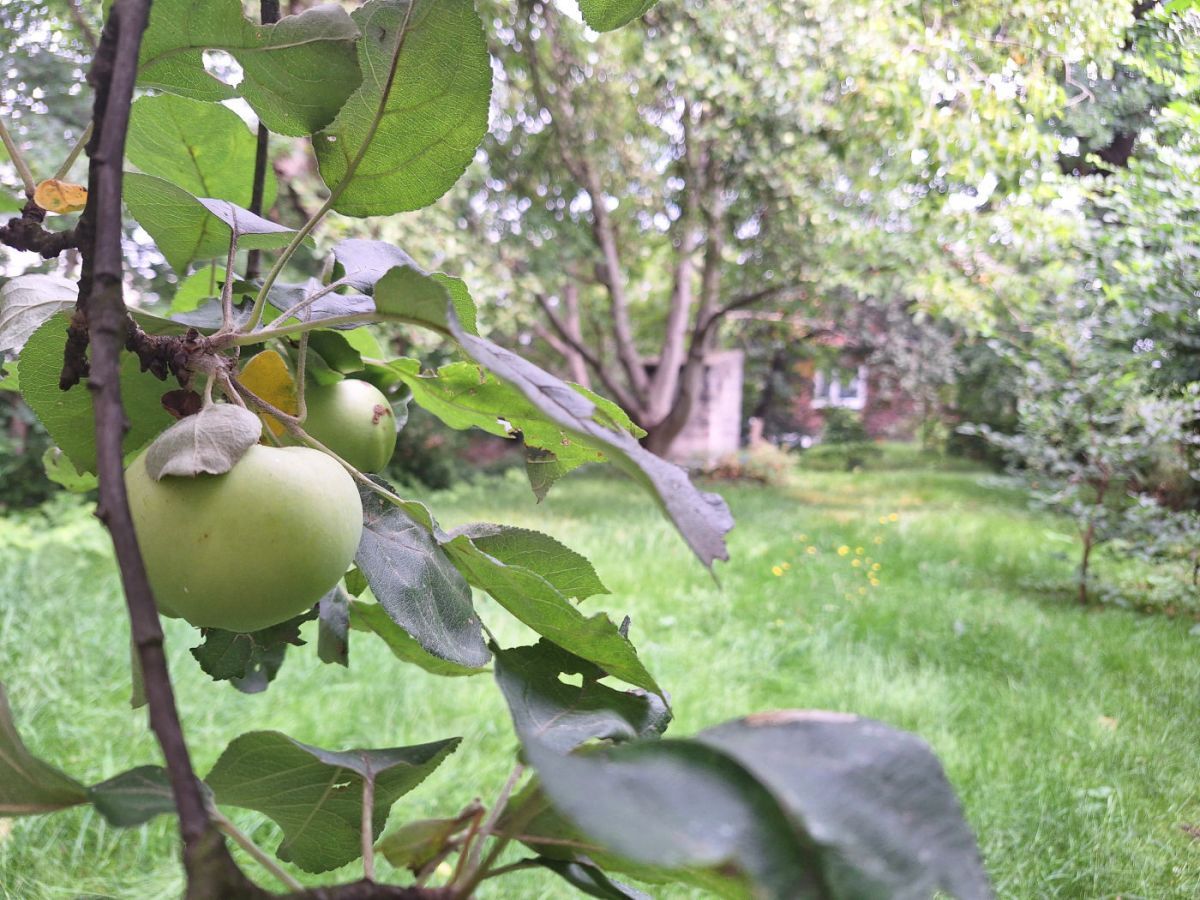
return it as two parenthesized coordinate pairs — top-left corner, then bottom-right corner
(0, 0), (993, 896)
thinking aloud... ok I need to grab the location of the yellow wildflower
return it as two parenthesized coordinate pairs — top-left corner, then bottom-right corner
(858, 587), (867, 596)
(870, 577), (880, 587)
(837, 545), (850, 556)
(888, 513), (899, 522)
(873, 535), (883, 545)
(871, 563), (881, 572)
(771, 566), (784, 577)
(781, 562), (791, 571)
(806, 546), (817, 555)
(797, 533), (808, 542)
(855, 546), (864, 555)
(878, 515), (888, 525)
(851, 559), (862, 568)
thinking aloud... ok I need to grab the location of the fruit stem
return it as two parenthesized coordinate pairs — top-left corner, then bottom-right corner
(54, 122), (92, 181)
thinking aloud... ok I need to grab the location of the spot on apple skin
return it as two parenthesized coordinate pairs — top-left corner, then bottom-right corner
(372, 404), (388, 426)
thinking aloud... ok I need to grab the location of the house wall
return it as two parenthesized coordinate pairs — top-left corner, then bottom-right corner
(664, 350), (745, 467)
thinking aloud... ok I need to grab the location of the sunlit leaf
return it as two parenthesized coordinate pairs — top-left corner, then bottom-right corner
(32, 179), (87, 214)
(240, 349), (298, 438)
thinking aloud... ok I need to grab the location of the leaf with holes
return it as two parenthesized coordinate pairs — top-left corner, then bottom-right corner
(494, 641), (669, 753)
(314, 0), (491, 216)
(205, 730), (460, 872)
(138, 0), (362, 136)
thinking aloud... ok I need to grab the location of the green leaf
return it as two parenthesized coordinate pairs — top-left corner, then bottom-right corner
(314, 0), (491, 216)
(696, 712), (992, 900)
(349, 600), (487, 677)
(376, 810), (475, 871)
(443, 536), (659, 695)
(448, 524), (607, 600)
(354, 483), (490, 668)
(127, 94), (276, 210)
(138, 0), (362, 136)
(191, 609), (316, 693)
(124, 173), (298, 273)
(576, 0), (659, 31)
(170, 264), (225, 314)
(143, 404), (263, 479)
(19, 313), (175, 474)
(42, 446), (98, 493)
(205, 730), (460, 873)
(494, 641), (669, 752)
(0, 682), (88, 816)
(266, 278), (375, 327)
(0, 274), (76, 358)
(88, 766), (176, 828)
(524, 738), (824, 898)
(449, 318), (734, 569)
(307, 330), (365, 375)
(318, 585), (350, 667)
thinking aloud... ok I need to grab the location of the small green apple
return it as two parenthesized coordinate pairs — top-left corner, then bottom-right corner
(126, 445), (363, 633)
(302, 379), (397, 473)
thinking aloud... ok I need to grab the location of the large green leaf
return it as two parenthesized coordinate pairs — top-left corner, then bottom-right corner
(354, 483), (491, 668)
(206, 731), (460, 873)
(18, 314), (175, 474)
(525, 738), (825, 898)
(494, 641), (669, 753)
(127, 94), (277, 209)
(349, 600), (487, 677)
(0, 683), (88, 816)
(443, 536), (660, 695)
(446, 523), (608, 600)
(124, 173), (298, 273)
(137, 0), (362, 136)
(522, 712), (993, 899)
(314, 0), (492, 216)
(696, 712), (992, 900)
(576, 0), (659, 31)
(190, 607), (316, 693)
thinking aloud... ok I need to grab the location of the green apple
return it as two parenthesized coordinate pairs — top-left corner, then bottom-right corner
(126, 445), (363, 633)
(302, 379), (397, 473)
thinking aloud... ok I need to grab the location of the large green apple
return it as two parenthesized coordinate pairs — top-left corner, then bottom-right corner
(126, 445), (363, 632)
(302, 379), (397, 473)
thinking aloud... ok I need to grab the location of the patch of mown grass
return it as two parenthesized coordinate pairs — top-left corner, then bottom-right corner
(2, 464), (1199, 898)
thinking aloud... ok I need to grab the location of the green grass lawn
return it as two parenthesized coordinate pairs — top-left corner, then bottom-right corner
(2, 462), (1199, 898)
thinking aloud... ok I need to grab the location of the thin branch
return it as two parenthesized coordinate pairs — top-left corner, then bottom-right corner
(220, 226), (242, 331)
(0, 117), (37, 195)
(361, 761), (377, 882)
(534, 293), (638, 414)
(246, 0), (281, 281)
(54, 123), (93, 181)
(72, 0), (251, 893)
(67, 0), (99, 51)
(466, 764), (525, 876)
(213, 811), (304, 892)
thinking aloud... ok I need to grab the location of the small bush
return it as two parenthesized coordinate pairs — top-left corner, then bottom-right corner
(821, 408), (870, 444)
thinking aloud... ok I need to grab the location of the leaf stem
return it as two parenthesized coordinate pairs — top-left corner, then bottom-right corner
(455, 764), (527, 898)
(243, 0), (418, 331)
(229, 312), (375, 345)
(295, 332), (309, 422)
(213, 810), (304, 891)
(0, 116), (36, 195)
(54, 123), (93, 181)
(361, 760), (377, 882)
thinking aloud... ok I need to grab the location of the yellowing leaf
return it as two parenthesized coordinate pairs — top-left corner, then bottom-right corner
(240, 349), (297, 438)
(33, 180), (88, 214)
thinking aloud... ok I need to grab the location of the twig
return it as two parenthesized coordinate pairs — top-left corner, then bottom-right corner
(477, 859), (539, 882)
(72, 0), (252, 892)
(295, 332), (309, 421)
(67, 0), (99, 51)
(361, 759), (377, 882)
(246, 0), (281, 281)
(0, 117), (37, 196)
(213, 810), (305, 892)
(54, 123), (93, 181)
(269, 275), (354, 325)
(466, 764), (525, 876)
(220, 225), (241, 331)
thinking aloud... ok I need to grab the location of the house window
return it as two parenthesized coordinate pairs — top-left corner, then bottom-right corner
(812, 366), (868, 410)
